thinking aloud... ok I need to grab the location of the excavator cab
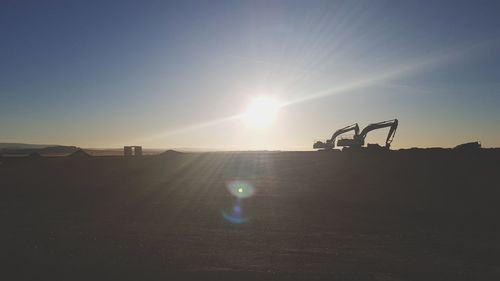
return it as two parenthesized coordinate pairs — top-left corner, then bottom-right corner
(336, 135), (360, 148)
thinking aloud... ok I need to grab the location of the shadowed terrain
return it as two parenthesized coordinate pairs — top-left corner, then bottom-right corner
(1, 151), (499, 280)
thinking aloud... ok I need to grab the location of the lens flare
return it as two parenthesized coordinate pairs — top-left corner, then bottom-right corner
(222, 208), (248, 224)
(226, 180), (255, 199)
(222, 181), (255, 224)
(222, 199), (248, 224)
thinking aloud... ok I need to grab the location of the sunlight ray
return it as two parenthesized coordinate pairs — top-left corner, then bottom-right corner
(136, 44), (482, 144)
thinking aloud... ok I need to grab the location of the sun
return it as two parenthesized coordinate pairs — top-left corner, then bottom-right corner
(243, 96), (281, 128)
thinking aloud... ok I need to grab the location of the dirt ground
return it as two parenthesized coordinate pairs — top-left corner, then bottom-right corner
(1, 150), (499, 280)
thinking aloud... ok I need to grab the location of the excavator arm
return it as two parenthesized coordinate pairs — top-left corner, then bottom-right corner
(327, 123), (359, 145)
(385, 119), (398, 147)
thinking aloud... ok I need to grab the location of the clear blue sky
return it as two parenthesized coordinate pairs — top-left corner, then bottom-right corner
(1, 0), (499, 149)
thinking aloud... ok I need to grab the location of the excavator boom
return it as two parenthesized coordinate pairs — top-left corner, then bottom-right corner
(331, 123), (360, 141)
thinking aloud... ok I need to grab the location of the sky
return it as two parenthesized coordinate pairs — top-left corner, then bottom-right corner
(1, 0), (500, 150)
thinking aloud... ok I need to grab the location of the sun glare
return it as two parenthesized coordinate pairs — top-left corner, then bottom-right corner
(243, 96), (281, 128)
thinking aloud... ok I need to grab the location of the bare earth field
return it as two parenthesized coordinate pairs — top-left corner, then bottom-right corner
(1, 151), (499, 280)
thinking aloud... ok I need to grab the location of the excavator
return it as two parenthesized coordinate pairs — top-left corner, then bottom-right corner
(313, 123), (360, 150)
(337, 119), (398, 150)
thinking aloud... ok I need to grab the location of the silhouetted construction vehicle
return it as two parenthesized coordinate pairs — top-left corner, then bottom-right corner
(313, 123), (359, 150)
(338, 119), (398, 150)
(315, 119), (399, 151)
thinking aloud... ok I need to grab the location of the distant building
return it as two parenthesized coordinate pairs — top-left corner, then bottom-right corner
(124, 146), (142, 157)
(124, 146), (133, 157)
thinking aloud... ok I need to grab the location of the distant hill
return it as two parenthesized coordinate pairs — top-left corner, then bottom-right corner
(0, 143), (57, 150)
(0, 144), (78, 156)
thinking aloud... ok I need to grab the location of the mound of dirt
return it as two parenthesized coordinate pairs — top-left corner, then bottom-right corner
(158, 149), (183, 157)
(67, 149), (91, 158)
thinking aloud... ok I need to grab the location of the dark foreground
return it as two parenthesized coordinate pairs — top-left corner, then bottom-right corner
(1, 150), (499, 280)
